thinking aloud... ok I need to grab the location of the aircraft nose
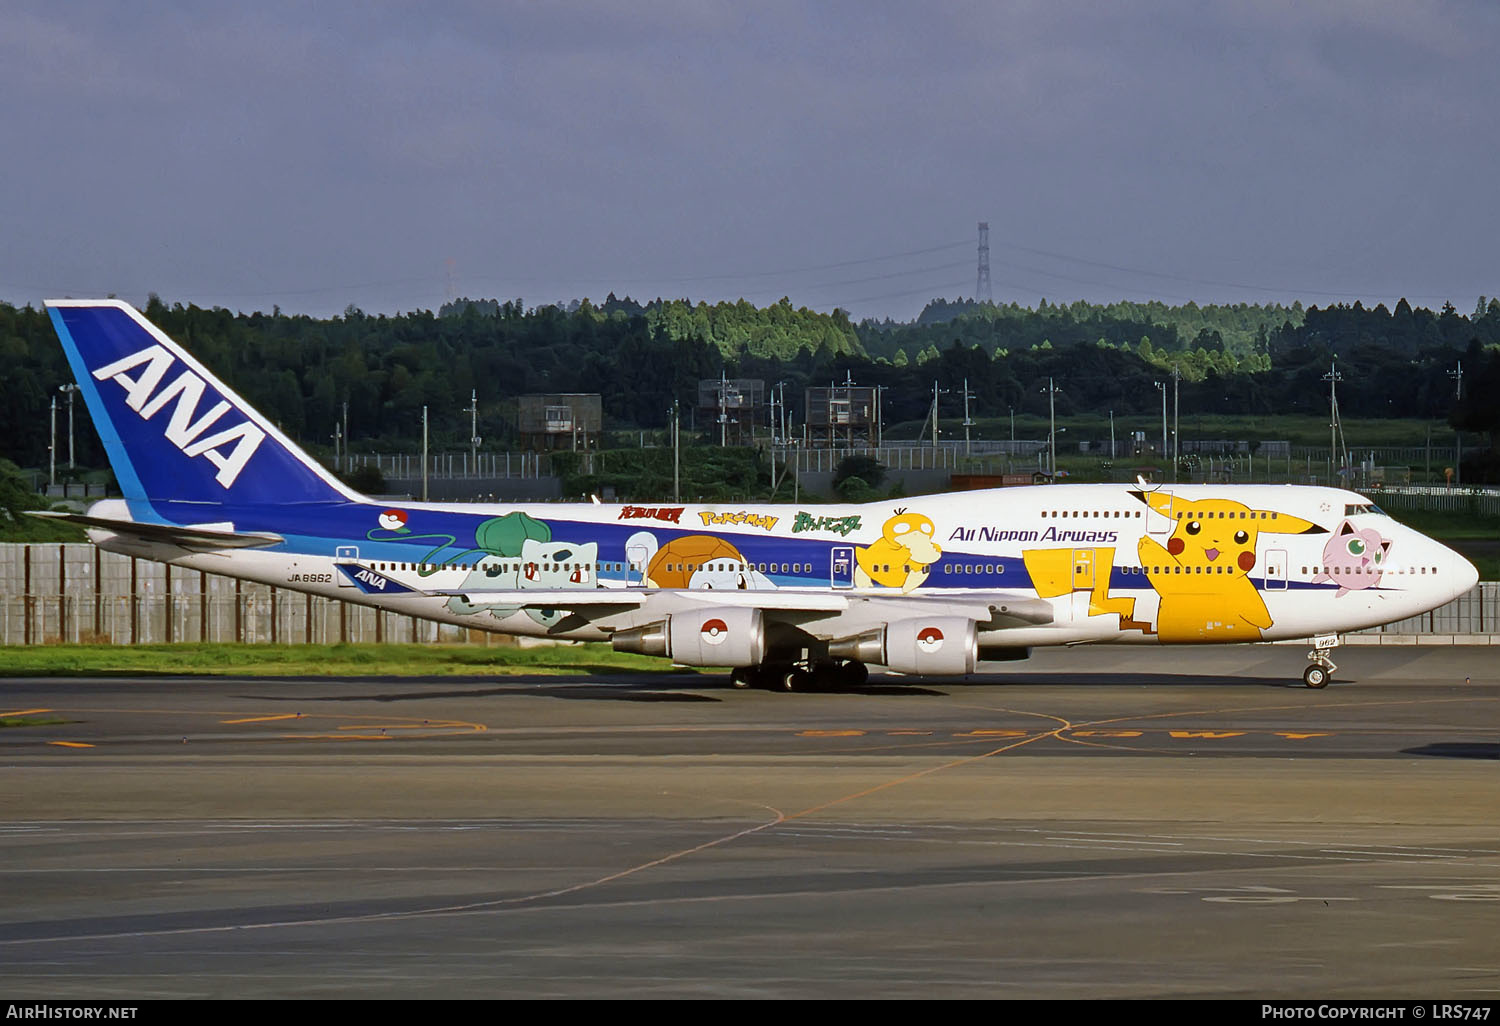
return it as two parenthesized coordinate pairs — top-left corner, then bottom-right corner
(1452, 549), (1480, 598)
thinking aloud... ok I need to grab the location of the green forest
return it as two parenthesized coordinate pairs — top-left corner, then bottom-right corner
(4, 291), (1500, 480)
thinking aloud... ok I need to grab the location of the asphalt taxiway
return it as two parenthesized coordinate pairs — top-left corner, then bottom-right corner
(1, 645), (1497, 998)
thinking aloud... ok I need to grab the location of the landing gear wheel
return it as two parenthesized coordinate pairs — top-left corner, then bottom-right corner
(838, 660), (869, 688)
(808, 663), (841, 692)
(780, 667), (811, 693)
(729, 667), (753, 690)
(1303, 664), (1329, 689)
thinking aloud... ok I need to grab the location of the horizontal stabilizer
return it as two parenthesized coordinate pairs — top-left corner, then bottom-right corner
(26, 510), (284, 550)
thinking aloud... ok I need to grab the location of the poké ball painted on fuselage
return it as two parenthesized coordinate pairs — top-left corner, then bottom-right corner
(855, 510), (943, 593)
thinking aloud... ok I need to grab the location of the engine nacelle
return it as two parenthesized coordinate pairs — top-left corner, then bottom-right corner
(830, 617), (978, 676)
(611, 608), (766, 667)
(884, 616), (977, 675)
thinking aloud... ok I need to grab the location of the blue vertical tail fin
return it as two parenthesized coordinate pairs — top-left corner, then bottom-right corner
(47, 300), (360, 518)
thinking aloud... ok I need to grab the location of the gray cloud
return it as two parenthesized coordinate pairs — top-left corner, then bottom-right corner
(2, 0), (1495, 319)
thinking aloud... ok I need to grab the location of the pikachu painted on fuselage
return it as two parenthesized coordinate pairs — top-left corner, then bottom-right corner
(1133, 491), (1325, 642)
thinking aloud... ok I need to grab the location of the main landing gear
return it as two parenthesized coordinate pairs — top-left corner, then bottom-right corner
(1302, 634), (1339, 689)
(730, 660), (869, 693)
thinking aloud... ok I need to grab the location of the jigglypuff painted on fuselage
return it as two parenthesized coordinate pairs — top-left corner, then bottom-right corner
(1313, 519), (1391, 596)
(1133, 491), (1325, 642)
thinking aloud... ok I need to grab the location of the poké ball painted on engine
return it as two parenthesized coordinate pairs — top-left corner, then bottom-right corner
(700, 617), (729, 645)
(916, 626), (945, 653)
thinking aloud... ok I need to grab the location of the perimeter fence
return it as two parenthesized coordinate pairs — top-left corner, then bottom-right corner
(0, 543), (1493, 647)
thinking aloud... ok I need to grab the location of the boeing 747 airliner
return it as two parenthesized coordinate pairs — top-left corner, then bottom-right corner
(36, 300), (1479, 690)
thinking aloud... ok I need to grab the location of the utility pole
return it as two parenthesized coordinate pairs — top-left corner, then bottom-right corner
(421, 405), (429, 502)
(1109, 409), (1115, 462)
(58, 383), (78, 472)
(767, 387), (778, 498)
(342, 401), (349, 473)
(719, 369), (729, 448)
(466, 390), (479, 473)
(929, 380), (948, 448)
(1449, 361), (1464, 485)
(49, 395), (57, 489)
(961, 377), (975, 456)
(1041, 377), (1061, 477)
(671, 398), (680, 503)
(1323, 359), (1343, 486)
(1172, 363), (1180, 484)
(1153, 380), (1167, 470)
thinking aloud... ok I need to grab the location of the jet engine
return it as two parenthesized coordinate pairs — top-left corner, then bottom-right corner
(610, 608), (766, 667)
(828, 617), (978, 676)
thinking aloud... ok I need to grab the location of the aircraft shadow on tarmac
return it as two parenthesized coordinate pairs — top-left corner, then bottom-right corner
(1403, 742), (1500, 760)
(960, 672), (1302, 688)
(238, 677), (725, 703)
(231, 669), (1308, 705)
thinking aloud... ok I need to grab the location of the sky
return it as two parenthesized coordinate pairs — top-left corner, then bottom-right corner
(2, 0), (1496, 322)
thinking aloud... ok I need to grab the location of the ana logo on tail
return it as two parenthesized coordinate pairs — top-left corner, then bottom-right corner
(91, 343), (266, 489)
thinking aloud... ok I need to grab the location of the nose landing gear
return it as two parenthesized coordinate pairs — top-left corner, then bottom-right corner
(1302, 634), (1339, 689)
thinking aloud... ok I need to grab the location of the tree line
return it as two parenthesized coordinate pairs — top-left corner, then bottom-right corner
(2, 292), (1497, 478)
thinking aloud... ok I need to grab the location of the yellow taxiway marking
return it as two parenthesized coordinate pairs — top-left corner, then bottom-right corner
(955, 729), (1027, 737)
(46, 741), (93, 749)
(221, 714), (305, 724)
(797, 729), (866, 737)
(2, 709), (53, 718)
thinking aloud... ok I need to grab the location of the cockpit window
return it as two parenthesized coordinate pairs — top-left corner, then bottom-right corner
(1344, 503), (1384, 516)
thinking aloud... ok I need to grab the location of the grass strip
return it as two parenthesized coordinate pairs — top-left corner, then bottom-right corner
(0, 642), (688, 678)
